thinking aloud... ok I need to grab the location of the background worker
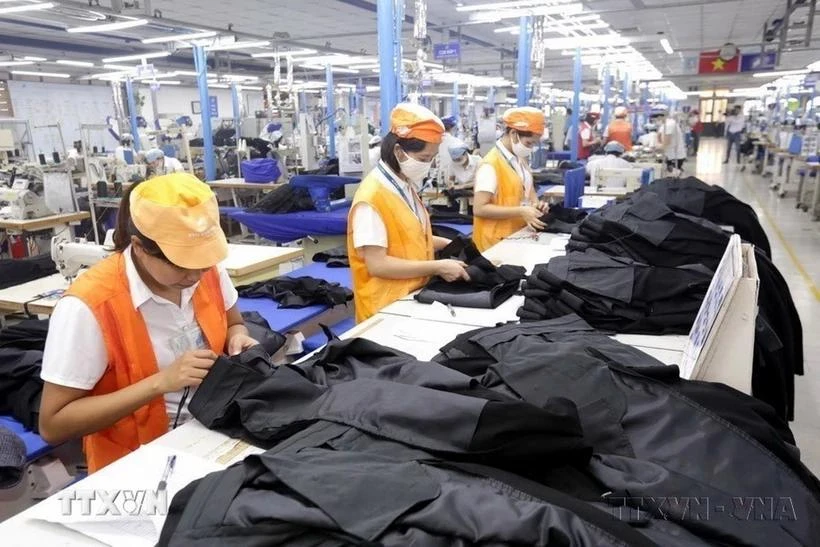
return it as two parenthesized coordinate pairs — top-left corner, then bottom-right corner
(724, 105), (746, 165)
(472, 106), (550, 251)
(688, 109), (704, 155)
(586, 141), (633, 183)
(604, 106), (633, 151)
(655, 109), (687, 174)
(448, 141), (482, 188)
(348, 103), (470, 323)
(145, 148), (186, 177)
(38, 174), (259, 472)
(114, 133), (134, 164)
(437, 115), (461, 185)
(578, 111), (602, 160)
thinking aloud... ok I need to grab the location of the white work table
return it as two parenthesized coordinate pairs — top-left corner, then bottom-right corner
(0, 243), (304, 318)
(0, 227), (690, 544)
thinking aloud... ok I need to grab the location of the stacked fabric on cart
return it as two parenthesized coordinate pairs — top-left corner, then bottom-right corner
(159, 321), (820, 546)
(517, 249), (713, 333)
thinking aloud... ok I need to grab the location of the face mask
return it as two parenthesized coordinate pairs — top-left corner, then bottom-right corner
(512, 133), (533, 159)
(397, 152), (432, 187)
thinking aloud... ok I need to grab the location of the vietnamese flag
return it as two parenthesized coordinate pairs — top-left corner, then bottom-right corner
(698, 50), (739, 74)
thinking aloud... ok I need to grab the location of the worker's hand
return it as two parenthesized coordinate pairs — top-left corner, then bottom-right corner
(535, 200), (550, 213)
(157, 350), (218, 393)
(436, 259), (471, 282)
(228, 333), (260, 356)
(519, 205), (546, 231)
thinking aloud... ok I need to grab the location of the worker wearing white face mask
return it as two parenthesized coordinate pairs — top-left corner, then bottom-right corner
(472, 107), (549, 251)
(347, 103), (470, 323)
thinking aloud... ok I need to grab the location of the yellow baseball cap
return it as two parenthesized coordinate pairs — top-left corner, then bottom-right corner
(390, 103), (445, 144)
(129, 173), (228, 270)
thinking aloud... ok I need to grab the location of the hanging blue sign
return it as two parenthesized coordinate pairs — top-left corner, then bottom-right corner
(740, 52), (777, 72)
(208, 96), (219, 117)
(433, 42), (461, 60)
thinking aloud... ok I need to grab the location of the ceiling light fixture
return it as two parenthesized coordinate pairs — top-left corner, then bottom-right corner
(469, 3), (583, 23)
(67, 18), (148, 33)
(103, 51), (171, 63)
(142, 31), (217, 44)
(0, 2), (54, 15)
(0, 61), (34, 67)
(753, 69), (809, 78)
(251, 49), (318, 58)
(11, 70), (71, 78)
(299, 63), (359, 74)
(457, 0), (575, 11)
(206, 40), (270, 52)
(542, 34), (629, 50)
(56, 60), (95, 67)
(146, 80), (182, 85)
(22, 56), (47, 61)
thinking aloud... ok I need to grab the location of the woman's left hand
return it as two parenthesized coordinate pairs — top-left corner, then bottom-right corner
(228, 333), (260, 356)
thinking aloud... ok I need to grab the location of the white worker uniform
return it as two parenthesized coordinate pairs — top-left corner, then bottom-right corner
(162, 157), (186, 173)
(114, 146), (132, 163)
(663, 118), (687, 161)
(437, 132), (461, 184)
(451, 154), (482, 186)
(41, 247), (238, 426)
(475, 140), (534, 201)
(351, 160), (428, 249)
(725, 115), (746, 135)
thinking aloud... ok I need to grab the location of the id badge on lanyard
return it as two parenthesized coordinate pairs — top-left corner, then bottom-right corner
(377, 164), (429, 235)
(168, 323), (206, 358)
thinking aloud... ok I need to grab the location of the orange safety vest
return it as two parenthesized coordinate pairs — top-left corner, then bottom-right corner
(606, 119), (633, 151)
(472, 146), (526, 252)
(64, 253), (227, 472)
(347, 169), (434, 323)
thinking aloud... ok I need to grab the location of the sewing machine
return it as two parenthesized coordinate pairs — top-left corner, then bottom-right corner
(0, 178), (52, 220)
(50, 230), (114, 281)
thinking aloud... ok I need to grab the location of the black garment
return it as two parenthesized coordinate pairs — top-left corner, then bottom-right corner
(430, 224), (464, 241)
(245, 184), (315, 214)
(311, 245), (349, 268)
(0, 254), (57, 290)
(428, 207), (473, 225)
(237, 276), (352, 309)
(637, 176), (771, 257)
(533, 168), (566, 186)
(539, 203), (588, 234)
(0, 348), (43, 431)
(0, 319), (49, 351)
(517, 249), (713, 334)
(239, 311), (287, 357)
(0, 426), (26, 489)
(420, 237), (526, 309)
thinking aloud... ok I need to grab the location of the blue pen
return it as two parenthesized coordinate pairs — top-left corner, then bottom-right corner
(157, 455), (176, 492)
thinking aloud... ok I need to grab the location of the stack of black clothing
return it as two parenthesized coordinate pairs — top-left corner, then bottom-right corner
(245, 184), (315, 214)
(157, 324), (820, 546)
(539, 203), (588, 234)
(0, 254), (57, 290)
(517, 249), (713, 333)
(418, 237), (526, 309)
(0, 319), (49, 432)
(238, 276), (352, 309)
(311, 245), (349, 268)
(636, 176), (772, 257)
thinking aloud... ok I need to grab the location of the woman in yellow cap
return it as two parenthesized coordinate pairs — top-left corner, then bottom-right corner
(473, 106), (550, 251)
(38, 174), (259, 472)
(348, 103), (470, 323)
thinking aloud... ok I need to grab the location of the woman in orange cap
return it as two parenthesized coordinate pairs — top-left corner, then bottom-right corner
(604, 106), (633, 152)
(38, 174), (259, 472)
(472, 106), (550, 251)
(348, 103), (470, 323)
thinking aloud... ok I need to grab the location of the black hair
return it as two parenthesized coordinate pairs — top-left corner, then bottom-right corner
(504, 127), (536, 138)
(113, 180), (168, 261)
(380, 132), (428, 173)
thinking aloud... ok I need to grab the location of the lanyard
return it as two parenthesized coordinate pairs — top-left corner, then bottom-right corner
(377, 163), (423, 223)
(495, 143), (529, 191)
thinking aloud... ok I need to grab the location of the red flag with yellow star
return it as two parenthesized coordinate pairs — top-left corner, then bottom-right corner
(698, 50), (739, 74)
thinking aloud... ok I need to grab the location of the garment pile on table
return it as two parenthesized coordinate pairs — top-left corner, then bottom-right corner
(311, 245), (350, 268)
(0, 319), (49, 432)
(0, 254), (57, 290)
(418, 237), (526, 309)
(158, 317), (820, 546)
(238, 275), (353, 309)
(245, 184), (315, 214)
(538, 203), (588, 234)
(517, 249), (713, 333)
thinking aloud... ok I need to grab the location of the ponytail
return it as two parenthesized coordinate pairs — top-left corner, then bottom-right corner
(112, 181), (167, 259)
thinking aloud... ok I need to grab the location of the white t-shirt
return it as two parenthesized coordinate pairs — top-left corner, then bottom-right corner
(474, 141), (533, 199)
(663, 118), (687, 160)
(451, 154), (481, 186)
(351, 161), (427, 249)
(725, 115), (746, 134)
(437, 133), (461, 182)
(163, 157), (186, 173)
(41, 247), (239, 426)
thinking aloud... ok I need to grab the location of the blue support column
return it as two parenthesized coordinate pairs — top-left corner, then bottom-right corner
(570, 47), (582, 162)
(516, 16), (532, 106)
(299, 91), (308, 115)
(193, 45), (215, 181)
(452, 81), (459, 121)
(231, 83), (241, 146)
(124, 77), (141, 152)
(326, 64), (336, 159)
(377, 0), (398, 135)
(601, 64), (612, 130)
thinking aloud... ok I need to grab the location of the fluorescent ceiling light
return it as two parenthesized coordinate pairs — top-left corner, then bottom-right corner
(22, 56), (47, 61)
(173, 70), (200, 76)
(753, 69), (809, 78)
(0, 61), (34, 67)
(239, 85), (264, 91)
(495, 14), (605, 34)
(543, 34), (629, 50)
(103, 64), (137, 71)
(147, 80), (182, 85)
(348, 63), (381, 70)
(469, 3), (583, 23)
(660, 38), (674, 55)
(0, 2), (54, 15)
(457, 0), (575, 11)
(67, 18), (148, 33)
(208, 83), (230, 88)
(11, 70), (70, 78)
(299, 64), (359, 74)
(206, 40), (270, 52)
(296, 54), (373, 65)
(732, 88), (765, 95)
(103, 51), (171, 63)
(807, 60), (820, 71)
(251, 49), (317, 58)
(142, 31), (217, 44)
(56, 60), (95, 67)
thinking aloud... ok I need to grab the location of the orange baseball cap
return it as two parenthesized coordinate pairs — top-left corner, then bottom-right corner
(390, 103), (445, 144)
(502, 107), (546, 134)
(129, 173), (228, 270)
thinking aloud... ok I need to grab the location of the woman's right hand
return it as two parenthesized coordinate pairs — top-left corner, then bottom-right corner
(156, 350), (218, 393)
(519, 205), (546, 231)
(436, 259), (470, 282)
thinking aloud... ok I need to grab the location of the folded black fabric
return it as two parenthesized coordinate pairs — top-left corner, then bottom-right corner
(0, 254), (57, 290)
(0, 348), (43, 431)
(428, 207), (473, 225)
(237, 275), (352, 309)
(312, 245), (349, 268)
(420, 237), (526, 308)
(539, 204), (588, 234)
(239, 311), (287, 356)
(245, 184), (315, 214)
(0, 319), (49, 351)
(431, 224), (464, 242)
